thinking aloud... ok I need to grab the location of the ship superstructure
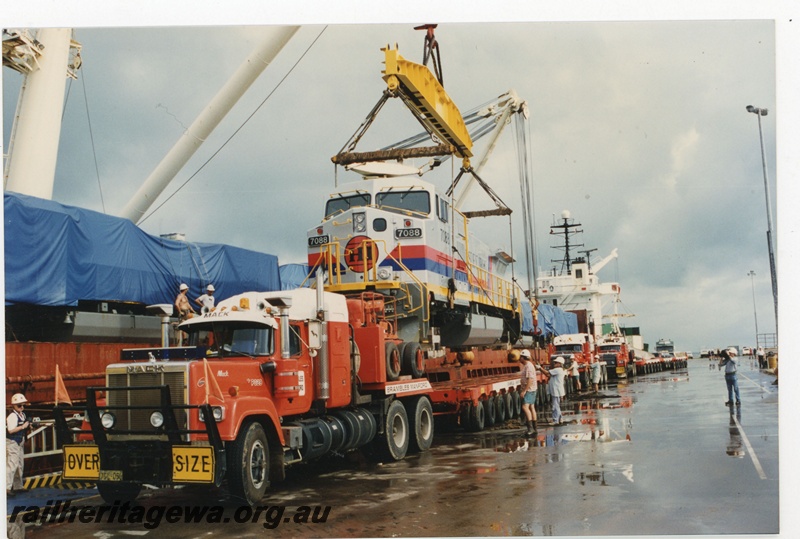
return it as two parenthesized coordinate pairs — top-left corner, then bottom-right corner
(535, 210), (621, 341)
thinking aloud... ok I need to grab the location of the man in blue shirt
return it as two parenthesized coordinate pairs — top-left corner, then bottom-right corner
(719, 347), (741, 406)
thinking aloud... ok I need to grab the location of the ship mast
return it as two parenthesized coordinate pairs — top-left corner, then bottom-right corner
(549, 210), (583, 275)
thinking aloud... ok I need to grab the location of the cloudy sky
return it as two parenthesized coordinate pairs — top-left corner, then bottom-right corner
(3, 2), (796, 357)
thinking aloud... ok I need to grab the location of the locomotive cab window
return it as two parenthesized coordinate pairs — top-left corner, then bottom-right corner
(436, 196), (449, 223)
(376, 189), (430, 216)
(325, 192), (371, 218)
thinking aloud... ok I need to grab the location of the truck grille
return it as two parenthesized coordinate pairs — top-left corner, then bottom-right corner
(107, 369), (187, 437)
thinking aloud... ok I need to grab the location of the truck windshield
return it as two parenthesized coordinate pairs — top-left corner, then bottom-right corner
(189, 323), (274, 357)
(599, 345), (621, 352)
(555, 344), (583, 353)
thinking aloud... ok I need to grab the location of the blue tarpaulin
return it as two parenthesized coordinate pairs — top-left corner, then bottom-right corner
(520, 299), (578, 338)
(4, 192), (281, 307)
(278, 263), (311, 290)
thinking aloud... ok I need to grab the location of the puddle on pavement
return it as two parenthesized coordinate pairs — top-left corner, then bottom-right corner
(452, 466), (499, 475)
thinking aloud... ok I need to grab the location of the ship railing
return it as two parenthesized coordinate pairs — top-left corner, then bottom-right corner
(22, 417), (66, 461)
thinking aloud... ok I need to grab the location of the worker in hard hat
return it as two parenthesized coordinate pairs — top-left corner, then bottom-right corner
(6, 393), (30, 496)
(718, 347), (741, 406)
(542, 357), (568, 425)
(174, 283), (195, 321)
(518, 350), (538, 437)
(195, 284), (216, 312)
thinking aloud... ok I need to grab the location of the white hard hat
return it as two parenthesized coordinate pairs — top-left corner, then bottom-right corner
(554, 357), (565, 364)
(179, 283), (189, 291)
(207, 284), (215, 292)
(11, 393), (28, 405)
(520, 349), (532, 359)
(727, 347), (738, 356)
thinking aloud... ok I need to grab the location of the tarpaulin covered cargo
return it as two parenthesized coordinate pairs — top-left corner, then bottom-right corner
(278, 263), (311, 290)
(4, 192), (281, 307)
(521, 299), (578, 337)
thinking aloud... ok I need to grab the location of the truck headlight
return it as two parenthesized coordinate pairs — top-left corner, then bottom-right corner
(199, 406), (225, 422)
(100, 412), (116, 429)
(377, 267), (391, 280)
(150, 411), (165, 428)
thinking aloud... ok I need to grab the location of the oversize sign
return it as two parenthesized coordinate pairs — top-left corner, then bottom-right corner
(172, 446), (215, 483)
(62, 445), (101, 480)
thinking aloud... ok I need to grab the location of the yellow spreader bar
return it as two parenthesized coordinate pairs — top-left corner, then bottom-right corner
(382, 47), (473, 158)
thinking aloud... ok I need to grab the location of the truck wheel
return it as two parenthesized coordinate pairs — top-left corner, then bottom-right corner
(484, 396), (496, 427)
(97, 482), (141, 504)
(494, 394), (506, 423)
(469, 400), (485, 432)
(377, 399), (409, 461)
(406, 396), (434, 452)
(402, 341), (425, 378)
(385, 342), (401, 381)
(229, 421), (269, 506)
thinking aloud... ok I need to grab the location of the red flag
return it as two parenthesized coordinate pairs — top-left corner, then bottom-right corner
(203, 358), (225, 404)
(55, 364), (73, 406)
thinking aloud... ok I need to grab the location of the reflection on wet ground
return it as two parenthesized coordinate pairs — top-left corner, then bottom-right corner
(18, 362), (778, 538)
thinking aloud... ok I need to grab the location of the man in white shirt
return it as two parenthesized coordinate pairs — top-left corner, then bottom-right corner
(544, 357), (568, 425)
(6, 393), (30, 496)
(195, 284), (216, 312)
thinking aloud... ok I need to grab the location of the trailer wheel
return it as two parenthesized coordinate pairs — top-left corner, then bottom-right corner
(484, 396), (496, 427)
(97, 482), (141, 504)
(377, 399), (409, 461)
(511, 390), (521, 418)
(401, 341), (425, 378)
(385, 342), (401, 381)
(469, 400), (485, 432)
(406, 396), (434, 452)
(504, 392), (515, 419)
(229, 421), (269, 505)
(494, 394), (506, 423)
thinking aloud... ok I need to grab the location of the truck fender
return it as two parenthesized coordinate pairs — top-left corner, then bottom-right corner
(219, 396), (284, 446)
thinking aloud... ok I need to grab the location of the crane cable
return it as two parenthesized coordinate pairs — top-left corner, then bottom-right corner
(139, 26), (329, 225)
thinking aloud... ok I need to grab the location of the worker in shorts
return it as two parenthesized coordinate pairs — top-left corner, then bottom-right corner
(519, 350), (538, 437)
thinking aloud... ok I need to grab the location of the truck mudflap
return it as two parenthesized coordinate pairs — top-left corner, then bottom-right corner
(53, 385), (226, 488)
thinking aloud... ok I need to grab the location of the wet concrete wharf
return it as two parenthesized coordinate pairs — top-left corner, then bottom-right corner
(10, 358), (780, 538)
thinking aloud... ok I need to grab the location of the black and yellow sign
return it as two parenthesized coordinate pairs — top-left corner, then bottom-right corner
(62, 445), (101, 480)
(172, 446), (215, 483)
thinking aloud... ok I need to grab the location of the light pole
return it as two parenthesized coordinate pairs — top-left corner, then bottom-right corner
(747, 270), (759, 351)
(745, 105), (778, 339)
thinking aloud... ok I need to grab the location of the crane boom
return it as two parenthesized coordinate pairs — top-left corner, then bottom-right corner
(592, 248), (619, 274)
